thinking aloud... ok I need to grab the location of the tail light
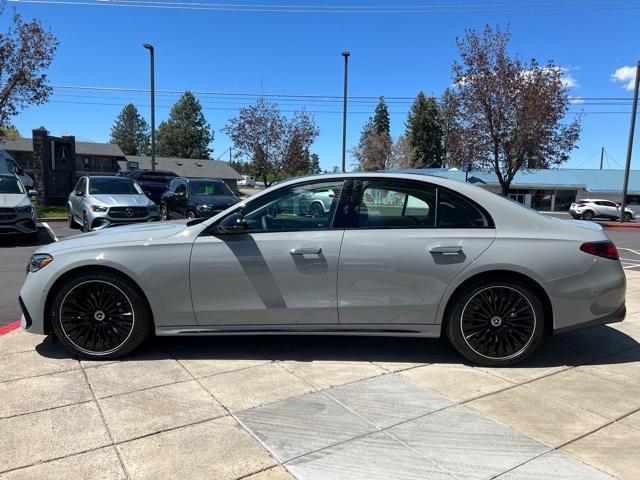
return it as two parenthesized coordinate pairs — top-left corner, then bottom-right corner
(580, 241), (619, 260)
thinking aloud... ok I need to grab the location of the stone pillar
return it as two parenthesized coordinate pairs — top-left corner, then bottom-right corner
(31, 128), (49, 205)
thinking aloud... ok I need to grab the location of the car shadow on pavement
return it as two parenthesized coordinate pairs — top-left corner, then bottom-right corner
(34, 323), (640, 368)
(0, 226), (56, 248)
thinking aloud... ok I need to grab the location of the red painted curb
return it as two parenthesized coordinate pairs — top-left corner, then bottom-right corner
(0, 321), (20, 336)
(601, 223), (640, 228)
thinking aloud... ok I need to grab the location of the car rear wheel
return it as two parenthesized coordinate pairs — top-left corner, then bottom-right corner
(445, 278), (544, 367)
(309, 202), (325, 219)
(187, 210), (196, 219)
(51, 272), (152, 360)
(582, 210), (594, 220)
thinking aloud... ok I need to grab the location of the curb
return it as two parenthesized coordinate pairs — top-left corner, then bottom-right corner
(37, 217), (66, 222)
(0, 321), (20, 336)
(601, 223), (640, 229)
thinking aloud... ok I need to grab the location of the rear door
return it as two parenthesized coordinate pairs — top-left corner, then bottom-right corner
(337, 178), (496, 325)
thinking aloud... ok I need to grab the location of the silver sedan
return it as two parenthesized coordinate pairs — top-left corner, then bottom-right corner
(67, 175), (160, 232)
(20, 173), (626, 366)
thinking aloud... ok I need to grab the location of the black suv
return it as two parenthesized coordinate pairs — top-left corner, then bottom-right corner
(116, 170), (177, 204)
(160, 177), (241, 219)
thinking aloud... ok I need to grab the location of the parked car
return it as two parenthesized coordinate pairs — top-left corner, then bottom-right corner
(67, 175), (160, 232)
(569, 199), (635, 222)
(116, 169), (177, 204)
(160, 177), (241, 220)
(20, 173), (625, 366)
(0, 174), (37, 239)
(238, 175), (255, 188)
(0, 149), (34, 189)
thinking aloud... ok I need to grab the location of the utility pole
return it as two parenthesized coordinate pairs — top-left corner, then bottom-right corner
(143, 44), (156, 171)
(341, 51), (350, 173)
(620, 60), (640, 223)
(599, 147), (604, 170)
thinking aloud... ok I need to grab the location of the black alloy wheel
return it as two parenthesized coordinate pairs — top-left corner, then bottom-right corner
(446, 279), (544, 366)
(51, 272), (152, 359)
(310, 203), (325, 219)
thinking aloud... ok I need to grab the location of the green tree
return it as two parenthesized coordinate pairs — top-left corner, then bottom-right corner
(308, 152), (321, 174)
(156, 91), (213, 159)
(372, 96), (391, 135)
(351, 98), (393, 171)
(405, 92), (444, 167)
(109, 103), (150, 155)
(0, 124), (20, 139)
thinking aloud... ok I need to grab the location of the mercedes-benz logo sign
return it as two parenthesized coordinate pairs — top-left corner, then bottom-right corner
(125, 208), (134, 217)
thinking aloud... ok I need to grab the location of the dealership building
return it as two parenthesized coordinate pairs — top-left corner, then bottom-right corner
(395, 167), (640, 213)
(1, 129), (241, 203)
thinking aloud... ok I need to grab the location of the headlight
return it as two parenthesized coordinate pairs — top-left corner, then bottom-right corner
(27, 254), (53, 273)
(16, 205), (34, 214)
(197, 205), (212, 212)
(91, 205), (109, 212)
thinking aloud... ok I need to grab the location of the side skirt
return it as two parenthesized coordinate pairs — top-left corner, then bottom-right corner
(156, 324), (442, 338)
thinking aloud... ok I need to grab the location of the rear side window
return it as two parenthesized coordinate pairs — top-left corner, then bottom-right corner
(360, 182), (436, 228)
(437, 189), (491, 228)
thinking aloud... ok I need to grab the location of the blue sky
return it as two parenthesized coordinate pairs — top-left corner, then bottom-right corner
(3, 0), (639, 171)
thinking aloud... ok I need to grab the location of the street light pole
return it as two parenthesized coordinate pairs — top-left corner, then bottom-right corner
(620, 60), (640, 223)
(341, 51), (350, 173)
(143, 44), (156, 171)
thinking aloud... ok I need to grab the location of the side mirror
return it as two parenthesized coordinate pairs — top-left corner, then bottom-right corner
(177, 190), (186, 198)
(28, 189), (38, 199)
(214, 212), (247, 234)
(75, 190), (84, 197)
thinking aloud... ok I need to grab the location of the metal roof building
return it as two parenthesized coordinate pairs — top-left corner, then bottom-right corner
(391, 167), (640, 212)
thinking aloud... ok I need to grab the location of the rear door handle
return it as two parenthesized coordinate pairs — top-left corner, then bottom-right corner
(429, 246), (463, 255)
(290, 247), (322, 255)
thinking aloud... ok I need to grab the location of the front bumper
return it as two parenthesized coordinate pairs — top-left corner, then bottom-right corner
(88, 209), (161, 230)
(0, 216), (37, 235)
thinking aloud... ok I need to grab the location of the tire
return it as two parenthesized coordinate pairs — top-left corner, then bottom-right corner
(51, 271), (152, 360)
(444, 277), (545, 367)
(187, 210), (196, 220)
(82, 212), (91, 233)
(67, 208), (80, 229)
(309, 202), (325, 219)
(582, 210), (594, 221)
(160, 204), (168, 221)
(624, 212), (633, 222)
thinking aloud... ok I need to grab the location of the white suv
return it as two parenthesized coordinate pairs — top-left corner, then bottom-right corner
(569, 198), (635, 222)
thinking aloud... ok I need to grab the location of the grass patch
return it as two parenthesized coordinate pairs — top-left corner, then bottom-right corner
(36, 205), (67, 218)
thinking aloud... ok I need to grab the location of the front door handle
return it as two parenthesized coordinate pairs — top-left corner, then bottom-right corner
(290, 247), (322, 255)
(429, 246), (463, 255)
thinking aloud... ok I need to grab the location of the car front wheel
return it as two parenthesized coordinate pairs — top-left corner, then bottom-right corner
(51, 271), (152, 359)
(445, 278), (544, 367)
(624, 212), (633, 222)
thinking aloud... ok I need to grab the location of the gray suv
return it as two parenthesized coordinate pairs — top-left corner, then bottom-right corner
(68, 176), (160, 232)
(0, 174), (37, 239)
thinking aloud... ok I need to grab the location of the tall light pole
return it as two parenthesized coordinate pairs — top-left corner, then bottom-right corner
(143, 44), (156, 171)
(341, 51), (350, 173)
(620, 60), (639, 223)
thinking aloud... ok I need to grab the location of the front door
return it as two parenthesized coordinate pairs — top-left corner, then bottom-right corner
(337, 178), (496, 325)
(190, 179), (347, 326)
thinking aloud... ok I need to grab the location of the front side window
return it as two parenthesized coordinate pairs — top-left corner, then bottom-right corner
(0, 176), (24, 194)
(89, 177), (143, 195)
(74, 178), (87, 194)
(360, 181), (436, 228)
(240, 180), (344, 232)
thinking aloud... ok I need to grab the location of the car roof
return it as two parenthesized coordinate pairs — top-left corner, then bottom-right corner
(174, 177), (224, 182)
(86, 175), (133, 181)
(127, 169), (177, 175)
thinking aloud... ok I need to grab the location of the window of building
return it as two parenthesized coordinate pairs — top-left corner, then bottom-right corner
(553, 190), (577, 211)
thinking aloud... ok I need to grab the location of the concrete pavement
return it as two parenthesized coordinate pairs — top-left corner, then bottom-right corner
(1, 270), (639, 479)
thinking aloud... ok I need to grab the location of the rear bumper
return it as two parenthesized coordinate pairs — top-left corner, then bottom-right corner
(553, 303), (625, 334)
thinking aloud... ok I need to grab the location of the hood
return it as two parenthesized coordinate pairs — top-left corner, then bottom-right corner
(191, 195), (240, 208)
(0, 193), (29, 208)
(88, 194), (153, 207)
(39, 221), (189, 254)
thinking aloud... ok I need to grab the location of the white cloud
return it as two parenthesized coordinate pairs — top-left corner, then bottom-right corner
(612, 65), (638, 91)
(561, 73), (578, 88)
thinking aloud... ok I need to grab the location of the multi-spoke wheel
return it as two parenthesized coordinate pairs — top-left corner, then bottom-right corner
(309, 202), (325, 219)
(445, 278), (544, 367)
(51, 272), (152, 359)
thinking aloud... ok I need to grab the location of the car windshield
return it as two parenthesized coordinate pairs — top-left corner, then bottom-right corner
(189, 180), (232, 196)
(89, 177), (144, 195)
(0, 176), (25, 194)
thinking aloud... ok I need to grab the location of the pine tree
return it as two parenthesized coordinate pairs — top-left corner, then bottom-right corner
(351, 100), (393, 171)
(372, 96), (391, 135)
(405, 91), (444, 168)
(308, 153), (321, 174)
(156, 91), (213, 159)
(109, 103), (150, 156)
